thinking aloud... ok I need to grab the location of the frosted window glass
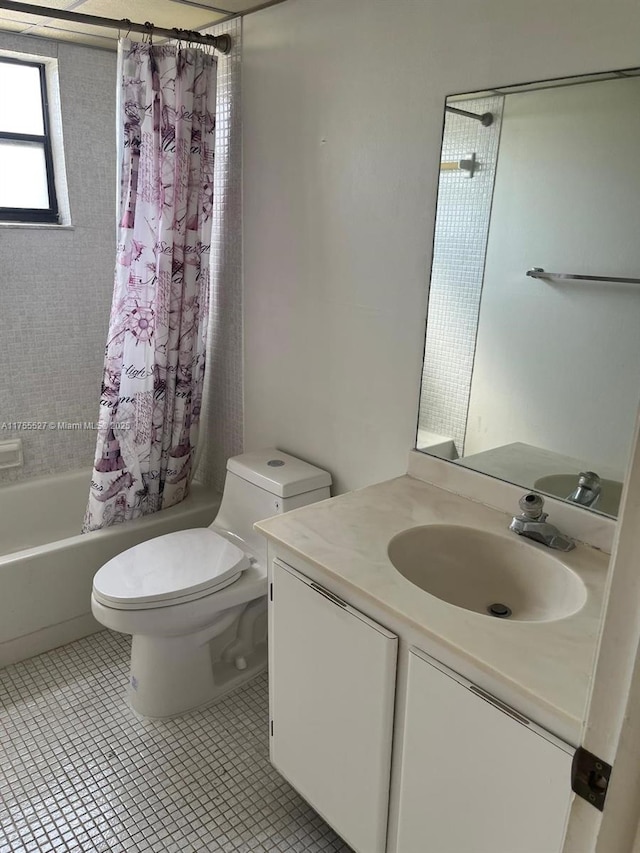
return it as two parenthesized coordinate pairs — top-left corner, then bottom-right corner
(0, 141), (49, 208)
(0, 62), (44, 135)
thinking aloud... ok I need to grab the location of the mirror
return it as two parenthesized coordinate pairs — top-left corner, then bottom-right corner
(417, 68), (640, 518)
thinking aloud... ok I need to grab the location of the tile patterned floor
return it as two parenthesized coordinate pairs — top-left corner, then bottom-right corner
(0, 631), (352, 853)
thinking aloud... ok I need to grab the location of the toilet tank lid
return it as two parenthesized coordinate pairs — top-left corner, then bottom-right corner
(227, 449), (332, 498)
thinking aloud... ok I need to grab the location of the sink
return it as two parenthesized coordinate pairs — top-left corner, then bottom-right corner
(387, 525), (587, 622)
(534, 474), (622, 517)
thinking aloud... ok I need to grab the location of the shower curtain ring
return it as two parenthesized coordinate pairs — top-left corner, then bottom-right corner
(117, 18), (131, 40)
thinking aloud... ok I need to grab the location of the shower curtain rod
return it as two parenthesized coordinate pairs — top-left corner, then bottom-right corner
(445, 105), (494, 126)
(0, 0), (232, 53)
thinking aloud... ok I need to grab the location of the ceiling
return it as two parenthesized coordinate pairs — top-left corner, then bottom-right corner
(0, 0), (286, 49)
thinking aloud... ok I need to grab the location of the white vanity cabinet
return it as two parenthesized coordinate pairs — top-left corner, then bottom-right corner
(394, 647), (574, 853)
(268, 559), (398, 853)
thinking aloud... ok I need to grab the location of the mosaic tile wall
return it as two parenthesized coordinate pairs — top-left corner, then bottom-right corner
(0, 23), (243, 494)
(0, 35), (117, 484)
(418, 95), (504, 455)
(196, 18), (244, 494)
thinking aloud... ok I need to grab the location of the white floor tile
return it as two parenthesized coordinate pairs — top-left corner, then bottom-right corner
(0, 631), (352, 853)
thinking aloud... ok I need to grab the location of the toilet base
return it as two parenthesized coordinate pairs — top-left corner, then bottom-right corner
(128, 638), (268, 719)
(126, 610), (268, 719)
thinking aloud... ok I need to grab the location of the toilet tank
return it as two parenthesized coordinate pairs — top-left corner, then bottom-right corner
(211, 449), (332, 562)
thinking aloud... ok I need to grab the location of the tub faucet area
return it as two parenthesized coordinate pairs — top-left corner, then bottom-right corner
(509, 493), (575, 552)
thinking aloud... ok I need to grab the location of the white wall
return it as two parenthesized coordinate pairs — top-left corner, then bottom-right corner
(242, 0), (640, 494)
(465, 78), (640, 477)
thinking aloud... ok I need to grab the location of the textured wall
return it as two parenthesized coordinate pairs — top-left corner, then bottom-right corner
(0, 35), (116, 484)
(418, 96), (503, 454)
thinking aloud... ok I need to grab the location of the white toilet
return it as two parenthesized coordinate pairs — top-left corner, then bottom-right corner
(91, 449), (331, 718)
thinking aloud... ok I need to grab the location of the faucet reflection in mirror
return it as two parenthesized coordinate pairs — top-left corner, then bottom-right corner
(416, 67), (640, 519)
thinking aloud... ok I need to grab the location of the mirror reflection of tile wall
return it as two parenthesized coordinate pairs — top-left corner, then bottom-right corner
(418, 96), (503, 456)
(417, 71), (640, 518)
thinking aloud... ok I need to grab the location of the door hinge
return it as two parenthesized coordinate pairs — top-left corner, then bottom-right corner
(571, 746), (611, 811)
(269, 583), (273, 601)
(270, 720), (273, 737)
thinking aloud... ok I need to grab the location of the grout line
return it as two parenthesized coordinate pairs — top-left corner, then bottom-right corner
(0, 629), (352, 853)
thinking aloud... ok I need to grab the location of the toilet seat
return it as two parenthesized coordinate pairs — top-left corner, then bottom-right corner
(92, 528), (250, 611)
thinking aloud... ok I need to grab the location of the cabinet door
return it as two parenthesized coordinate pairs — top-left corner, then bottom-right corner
(395, 648), (573, 853)
(269, 559), (397, 853)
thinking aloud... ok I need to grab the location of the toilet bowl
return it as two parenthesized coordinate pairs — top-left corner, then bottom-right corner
(91, 449), (331, 718)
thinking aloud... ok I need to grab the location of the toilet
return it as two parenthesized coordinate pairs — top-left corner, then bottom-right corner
(91, 449), (331, 718)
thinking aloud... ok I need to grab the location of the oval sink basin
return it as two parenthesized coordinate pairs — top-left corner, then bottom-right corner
(534, 474), (622, 517)
(387, 525), (587, 622)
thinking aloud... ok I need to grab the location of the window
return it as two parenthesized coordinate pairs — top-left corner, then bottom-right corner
(0, 57), (59, 223)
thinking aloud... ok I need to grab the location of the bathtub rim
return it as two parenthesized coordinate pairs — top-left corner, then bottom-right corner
(0, 479), (220, 566)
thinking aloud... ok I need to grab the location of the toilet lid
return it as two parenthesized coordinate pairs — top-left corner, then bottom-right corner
(92, 528), (250, 609)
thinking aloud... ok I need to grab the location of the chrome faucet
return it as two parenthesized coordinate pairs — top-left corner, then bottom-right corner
(509, 493), (575, 552)
(566, 471), (601, 509)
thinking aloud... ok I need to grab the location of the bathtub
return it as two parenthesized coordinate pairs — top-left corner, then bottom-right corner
(0, 470), (220, 667)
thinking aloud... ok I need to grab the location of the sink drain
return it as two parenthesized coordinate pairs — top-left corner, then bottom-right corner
(488, 603), (512, 618)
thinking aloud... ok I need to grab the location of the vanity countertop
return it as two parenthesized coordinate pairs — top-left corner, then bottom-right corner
(255, 474), (609, 737)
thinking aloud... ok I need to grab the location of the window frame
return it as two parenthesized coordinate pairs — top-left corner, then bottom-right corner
(0, 56), (59, 224)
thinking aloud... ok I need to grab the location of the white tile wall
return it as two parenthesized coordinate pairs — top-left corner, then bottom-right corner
(197, 18), (244, 493)
(0, 25), (243, 493)
(418, 95), (503, 455)
(0, 35), (116, 484)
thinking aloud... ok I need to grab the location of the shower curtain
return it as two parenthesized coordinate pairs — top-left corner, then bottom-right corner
(83, 39), (217, 532)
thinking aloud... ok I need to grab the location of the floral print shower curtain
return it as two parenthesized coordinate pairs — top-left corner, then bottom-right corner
(83, 40), (217, 531)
